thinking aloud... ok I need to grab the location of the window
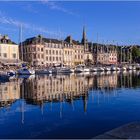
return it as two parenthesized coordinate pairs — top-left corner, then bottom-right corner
(38, 54), (40, 58)
(34, 54), (36, 59)
(41, 48), (43, 52)
(38, 48), (40, 51)
(13, 53), (16, 58)
(53, 50), (55, 54)
(41, 54), (44, 59)
(46, 50), (48, 54)
(49, 50), (51, 54)
(4, 53), (7, 58)
(46, 56), (48, 61)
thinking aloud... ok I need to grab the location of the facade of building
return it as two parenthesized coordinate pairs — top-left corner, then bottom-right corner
(20, 35), (63, 66)
(19, 27), (118, 66)
(20, 34), (85, 67)
(94, 45), (118, 65)
(65, 36), (84, 66)
(0, 35), (19, 64)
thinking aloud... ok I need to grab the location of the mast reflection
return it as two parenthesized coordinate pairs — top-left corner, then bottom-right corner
(0, 71), (140, 120)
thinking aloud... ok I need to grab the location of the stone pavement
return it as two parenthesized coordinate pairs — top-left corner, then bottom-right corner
(94, 122), (140, 139)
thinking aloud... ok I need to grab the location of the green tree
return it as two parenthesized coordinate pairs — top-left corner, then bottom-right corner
(132, 47), (140, 62)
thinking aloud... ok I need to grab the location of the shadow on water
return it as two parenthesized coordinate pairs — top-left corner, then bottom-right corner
(0, 71), (140, 138)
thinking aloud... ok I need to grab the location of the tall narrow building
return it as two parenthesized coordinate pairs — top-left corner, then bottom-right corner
(81, 26), (94, 65)
(81, 26), (88, 51)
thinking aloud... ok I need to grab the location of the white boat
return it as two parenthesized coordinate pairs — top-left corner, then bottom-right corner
(58, 67), (71, 73)
(18, 68), (35, 75)
(83, 67), (90, 72)
(75, 65), (90, 73)
(52, 67), (71, 73)
(132, 66), (136, 70)
(121, 66), (127, 71)
(97, 67), (104, 72)
(116, 67), (120, 71)
(104, 67), (111, 71)
(106, 71), (111, 75)
(90, 67), (97, 72)
(111, 66), (117, 71)
(74, 66), (84, 73)
(35, 69), (52, 74)
(70, 68), (75, 73)
(127, 66), (133, 70)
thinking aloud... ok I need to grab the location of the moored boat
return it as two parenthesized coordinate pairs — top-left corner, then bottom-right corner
(58, 67), (72, 73)
(17, 68), (35, 75)
(111, 66), (117, 71)
(104, 67), (111, 71)
(83, 67), (90, 72)
(116, 67), (120, 71)
(127, 65), (133, 71)
(35, 69), (52, 74)
(132, 66), (136, 70)
(121, 66), (127, 71)
(90, 67), (97, 72)
(52, 66), (72, 74)
(97, 67), (104, 72)
(74, 65), (84, 73)
(7, 70), (16, 76)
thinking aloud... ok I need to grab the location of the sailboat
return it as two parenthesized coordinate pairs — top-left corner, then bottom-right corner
(17, 25), (35, 75)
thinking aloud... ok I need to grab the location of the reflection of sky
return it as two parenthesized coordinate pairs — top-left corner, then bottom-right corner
(0, 73), (140, 138)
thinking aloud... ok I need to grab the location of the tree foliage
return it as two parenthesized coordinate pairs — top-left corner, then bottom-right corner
(132, 47), (140, 62)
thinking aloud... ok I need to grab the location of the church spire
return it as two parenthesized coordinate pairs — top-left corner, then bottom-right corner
(81, 26), (86, 45)
(81, 26), (88, 51)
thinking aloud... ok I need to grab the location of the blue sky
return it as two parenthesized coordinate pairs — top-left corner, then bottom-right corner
(0, 1), (140, 45)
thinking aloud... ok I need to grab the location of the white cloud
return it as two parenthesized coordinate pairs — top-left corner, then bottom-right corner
(23, 4), (38, 14)
(0, 11), (66, 38)
(41, 0), (79, 17)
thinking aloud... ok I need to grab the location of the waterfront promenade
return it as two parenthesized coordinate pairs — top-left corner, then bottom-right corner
(94, 122), (140, 139)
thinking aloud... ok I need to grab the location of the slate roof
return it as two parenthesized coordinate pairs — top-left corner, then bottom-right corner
(0, 35), (17, 45)
(22, 35), (69, 45)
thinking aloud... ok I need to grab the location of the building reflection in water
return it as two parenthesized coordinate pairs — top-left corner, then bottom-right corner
(0, 71), (140, 122)
(0, 78), (21, 108)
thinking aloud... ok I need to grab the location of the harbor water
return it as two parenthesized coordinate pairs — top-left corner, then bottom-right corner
(0, 71), (140, 138)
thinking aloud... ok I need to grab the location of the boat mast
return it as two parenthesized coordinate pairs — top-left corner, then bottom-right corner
(121, 44), (122, 65)
(96, 33), (98, 66)
(20, 24), (23, 62)
(20, 24), (24, 124)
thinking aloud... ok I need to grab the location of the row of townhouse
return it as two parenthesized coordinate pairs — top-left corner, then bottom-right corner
(0, 27), (119, 66)
(19, 35), (86, 67)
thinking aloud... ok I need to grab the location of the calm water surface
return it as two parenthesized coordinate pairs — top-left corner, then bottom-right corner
(0, 71), (140, 138)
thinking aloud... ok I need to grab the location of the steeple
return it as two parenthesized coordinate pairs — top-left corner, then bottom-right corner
(81, 26), (86, 45)
(81, 26), (88, 51)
